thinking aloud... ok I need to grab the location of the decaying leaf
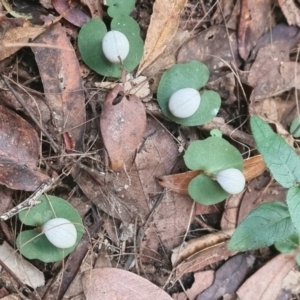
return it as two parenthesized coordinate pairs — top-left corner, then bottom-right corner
(248, 43), (300, 100)
(100, 84), (146, 171)
(237, 253), (296, 300)
(33, 23), (86, 150)
(177, 26), (241, 77)
(172, 270), (215, 300)
(52, 0), (90, 27)
(0, 242), (45, 288)
(0, 21), (46, 61)
(171, 231), (231, 267)
(82, 268), (173, 300)
(0, 105), (49, 191)
(138, 0), (187, 74)
(174, 241), (235, 281)
(278, 0), (300, 27)
(238, 0), (273, 60)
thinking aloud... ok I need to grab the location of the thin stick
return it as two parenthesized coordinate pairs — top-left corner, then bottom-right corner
(0, 74), (61, 153)
(0, 178), (54, 221)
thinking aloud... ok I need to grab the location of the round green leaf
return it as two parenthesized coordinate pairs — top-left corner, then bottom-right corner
(290, 116), (300, 138)
(184, 137), (243, 173)
(210, 129), (222, 138)
(157, 61), (221, 126)
(17, 195), (84, 262)
(78, 19), (109, 74)
(188, 174), (229, 204)
(106, 0), (135, 17)
(111, 15), (143, 74)
(78, 16), (143, 78)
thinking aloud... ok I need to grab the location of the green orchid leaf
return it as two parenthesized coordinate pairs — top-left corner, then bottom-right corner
(184, 137), (243, 173)
(78, 16), (143, 77)
(106, 0), (135, 17)
(157, 61), (220, 126)
(17, 195), (84, 262)
(188, 174), (229, 205)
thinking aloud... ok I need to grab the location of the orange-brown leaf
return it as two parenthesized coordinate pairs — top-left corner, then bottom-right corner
(243, 155), (266, 180)
(137, 0), (187, 74)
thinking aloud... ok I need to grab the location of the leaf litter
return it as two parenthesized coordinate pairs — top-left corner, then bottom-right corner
(1, 0), (300, 299)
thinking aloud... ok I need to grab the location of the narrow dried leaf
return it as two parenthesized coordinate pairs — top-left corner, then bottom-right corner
(157, 170), (201, 194)
(100, 84), (146, 171)
(278, 0), (300, 27)
(172, 231), (231, 267)
(33, 23), (86, 150)
(243, 155), (266, 180)
(238, 0), (272, 60)
(82, 268), (172, 300)
(0, 106), (49, 191)
(175, 241), (235, 281)
(0, 242), (45, 288)
(138, 0), (187, 74)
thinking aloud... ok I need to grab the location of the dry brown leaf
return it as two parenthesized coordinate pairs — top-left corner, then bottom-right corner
(138, 0), (187, 74)
(100, 84), (146, 171)
(252, 96), (296, 129)
(238, 0), (273, 60)
(172, 270), (214, 300)
(0, 21), (46, 61)
(82, 268), (173, 300)
(33, 23), (86, 150)
(0, 242), (45, 288)
(243, 155), (266, 181)
(177, 26), (241, 77)
(174, 241), (235, 280)
(237, 253), (296, 300)
(52, 0), (90, 27)
(278, 0), (300, 27)
(0, 105), (49, 191)
(248, 34), (300, 101)
(0, 186), (13, 217)
(157, 170), (201, 194)
(171, 231), (231, 267)
(141, 192), (194, 262)
(221, 193), (244, 231)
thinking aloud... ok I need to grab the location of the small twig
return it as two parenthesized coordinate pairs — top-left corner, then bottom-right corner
(0, 178), (54, 221)
(0, 74), (61, 153)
